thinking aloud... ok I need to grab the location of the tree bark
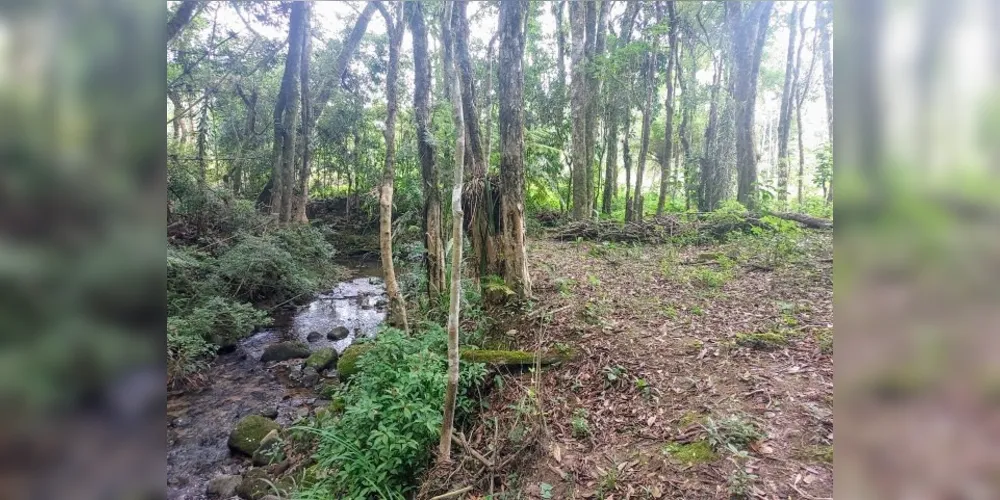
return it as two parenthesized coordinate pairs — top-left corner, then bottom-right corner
(378, 2), (409, 332)
(776, 5), (798, 205)
(439, 0), (465, 462)
(656, 1), (678, 215)
(585, 1), (608, 213)
(623, 113), (633, 222)
(601, 3), (640, 215)
(729, 2), (773, 210)
(794, 5), (817, 206)
(497, 0), (532, 298)
(699, 57), (724, 211)
(569, 1), (589, 220)
(409, 2), (446, 300)
(293, 3), (313, 224)
(633, 39), (657, 223)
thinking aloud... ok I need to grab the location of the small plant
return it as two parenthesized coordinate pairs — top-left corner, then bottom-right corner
(602, 365), (628, 388)
(634, 377), (651, 397)
(726, 463), (758, 499)
(586, 274), (601, 287)
(689, 304), (705, 316)
(540, 482), (553, 499)
(581, 300), (609, 326)
(571, 408), (590, 438)
(691, 267), (730, 289)
(735, 332), (788, 350)
(662, 440), (718, 465)
(704, 415), (764, 452)
(662, 305), (679, 320)
(483, 274), (515, 297)
(597, 466), (618, 497)
(816, 328), (833, 354)
(555, 278), (577, 297)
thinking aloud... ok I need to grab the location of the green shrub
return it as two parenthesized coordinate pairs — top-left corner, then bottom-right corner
(167, 323), (215, 386)
(296, 327), (488, 499)
(216, 233), (316, 303)
(174, 296), (271, 347)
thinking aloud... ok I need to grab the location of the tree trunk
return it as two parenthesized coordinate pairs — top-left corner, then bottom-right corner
(633, 47), (657, 223)
(656, 2), (678, 215)
(729, 2), (773, 210)
(197, 93), (208, 186)
(308, 2), (379, 131)
(439, 1), (465, 461)
(623, 113), (633, 221)
(585, 1), (608, 214)
(776, 5), (798, 206)
(455, 1), (499, 284)
(569, 1), (589, 220)
(816, 1), (833, 202)
(699, 57), (724, 211)
(270, 2), (305, 222)
(293, 3), (313, 224)
(794, 5), (817, 206)
(379, 3), (409, 332)
(497, 0), (532, 298)
(601, 114), (618, 215)
(409, 2), (446, 300)
(678, 40), (694, 210)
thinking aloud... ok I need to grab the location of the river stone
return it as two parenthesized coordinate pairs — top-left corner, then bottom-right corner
(261, 407), (279, 419)
(300, 367), (320, 388)
(236, 468), (290, 500)
(260, 342), (310, 363)
(337, 344), (372, 381)
(327, 326), (350, 341)
(206, 474), (241, 498)
(306, 331), (322, 342)
(228, 415), (280, 456)
(304, 347), (337, 371)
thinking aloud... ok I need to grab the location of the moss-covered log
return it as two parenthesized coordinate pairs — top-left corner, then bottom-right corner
(460, 348), (572, 367)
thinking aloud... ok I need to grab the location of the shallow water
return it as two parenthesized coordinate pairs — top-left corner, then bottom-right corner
(166, 262), (385, 500)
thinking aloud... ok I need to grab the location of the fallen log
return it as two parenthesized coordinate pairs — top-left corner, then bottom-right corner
(460, 348), (572, 366)
(768, 211), (833, 229)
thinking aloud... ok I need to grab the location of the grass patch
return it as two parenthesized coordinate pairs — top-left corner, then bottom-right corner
(816, 328), (833, 354)
(662, 440), (718, 465)
(797, 444), (833, 464)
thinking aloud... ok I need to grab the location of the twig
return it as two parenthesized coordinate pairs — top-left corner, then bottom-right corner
(429, 486), (472, 500)
(452, 433), (493, 468)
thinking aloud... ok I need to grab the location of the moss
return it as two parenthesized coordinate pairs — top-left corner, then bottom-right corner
(735, 332), (788, 350)
(304, 347), (337, 371)
(816, 328), (833, 355)
(663, 440), (718, 465)
(806, 445), (833, 464)
(235, 468), (293, 500)
(678, 410), (706, 427)
(336, 344), (372, 381)
(315, 381), (340, 399)
(227, 415), (281, 456)
(460, 348), (572, 366)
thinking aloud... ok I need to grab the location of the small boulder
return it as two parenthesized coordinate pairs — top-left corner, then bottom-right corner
(228, 415), (281, 456)
(252, 429), (283, 466)
(206, 474), (241, 498)
(304, 347), (338, 371)
(261, 407), (279, 419)
(260, 342), (310, 363)
(327, 326), (350, 341)
(337, 344), (372, 381)
(236, 468), (285, 500)
(306, 331), (322, 342)
(300, 367), (320, 388)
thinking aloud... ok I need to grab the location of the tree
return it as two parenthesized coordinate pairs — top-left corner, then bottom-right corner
(167, 1), (199, 44)
(293, 2), (313, 223)
(455, 0), (499, 284)
(439, 0), (465, 461)
(656, 1), (679, 215)
(816, 0), (833, 202)
(776, 4), (798, 205)
(600, 2), (640, 215)
(409, 1), (446, 300)
(377, 2), (409, 331)
(728, 1), (773, 210)
(270, 2), (305, 222)
(631, 5), (661, 223)
(794, 4), (818, 206)
(497, 0), (532, 298)
(569, 1), (589, 220)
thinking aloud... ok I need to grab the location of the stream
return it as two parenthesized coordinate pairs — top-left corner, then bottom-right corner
(166, 259), (386, 500)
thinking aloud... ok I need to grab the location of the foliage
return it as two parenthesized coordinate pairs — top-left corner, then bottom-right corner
(703, 414), (765, 452)
(296, 327), (487, 500)
(571, 408), (591, 438)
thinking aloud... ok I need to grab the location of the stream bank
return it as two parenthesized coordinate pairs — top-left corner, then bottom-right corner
(167, 259), (386, 500)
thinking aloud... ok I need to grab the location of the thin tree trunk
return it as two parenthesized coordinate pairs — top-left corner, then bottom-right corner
(498, 0), (532, 298)
(633, 47), (656, 223)
(294, 3), (313, 224)
(776, 5), (798, 206)
(794, 5), (818, 206)
(699, 57), (723, 211)
(569, 1), (589, 220)
(197, 95), (208, 186)
(816, 0), (833, 202)
(410, 2), (446, 300)
(623, 113), (633, 221)
(585, 1), (608, 214)
(167, 1), (199, 43)
(657, 2), (678, 215)
(439, 0), (465, 461)
(308, 2), (379, 130)
(379, 2), (409, 332)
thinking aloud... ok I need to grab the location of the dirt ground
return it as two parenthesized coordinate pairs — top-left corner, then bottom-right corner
(450, 232), (833, 500)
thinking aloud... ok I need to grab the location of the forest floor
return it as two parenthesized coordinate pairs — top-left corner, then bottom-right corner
(453, 230), (833, 499)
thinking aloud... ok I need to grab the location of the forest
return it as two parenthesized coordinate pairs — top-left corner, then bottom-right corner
(166, 1), (833, 499)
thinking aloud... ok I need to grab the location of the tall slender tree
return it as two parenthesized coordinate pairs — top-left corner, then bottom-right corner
(409, 1), (446, 300)
(497, 0), (531, 298)
(656, 1), (679, 215)
(794, 4), (818, 206)
(569, 1), (589, 220)
(270, 2), (305, 222)
(776, 4), (798, 206)
(816, 0), (833, 202)
(377, 2), (409, 331)
(293, 2), (313, 223)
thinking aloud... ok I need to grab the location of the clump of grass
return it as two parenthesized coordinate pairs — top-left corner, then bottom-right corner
(735, 332), (788, 350)
(816, 328), (833, 354)
(571, 408), (590, 438)
(797, 444), (833, 464)
(704, 415), (765, 452)
(691, 267), (731, 289)
(662, 440), (718, 465)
